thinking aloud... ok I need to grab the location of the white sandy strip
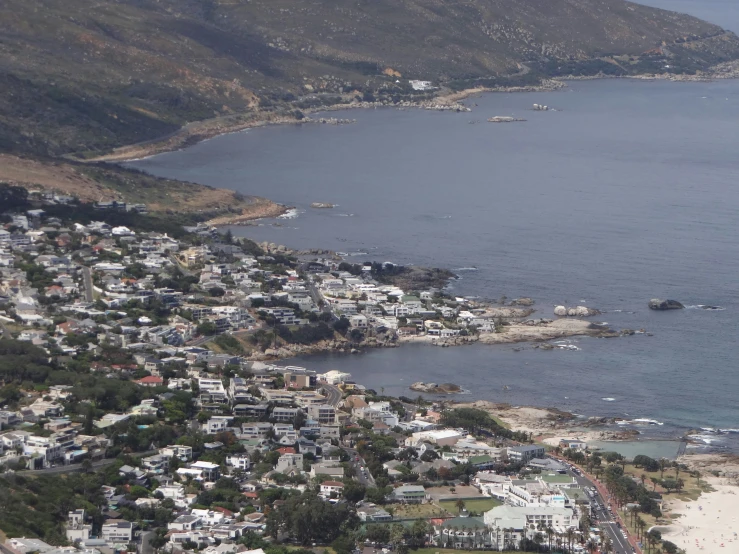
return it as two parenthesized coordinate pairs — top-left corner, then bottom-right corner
(662, 479), (739, 554)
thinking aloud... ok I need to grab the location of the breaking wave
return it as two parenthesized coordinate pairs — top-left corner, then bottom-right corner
(277, 208), (302, 219)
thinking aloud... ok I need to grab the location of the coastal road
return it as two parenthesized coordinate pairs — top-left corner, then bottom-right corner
(320, 382), (342, 407)
(82, 266), (94, 303)
(567, 467), (636, 554)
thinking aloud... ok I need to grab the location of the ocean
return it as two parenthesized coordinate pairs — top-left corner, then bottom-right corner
(128, 0), (739, 456)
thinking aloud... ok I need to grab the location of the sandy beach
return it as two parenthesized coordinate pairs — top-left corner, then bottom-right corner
(662, 477), (739, 554)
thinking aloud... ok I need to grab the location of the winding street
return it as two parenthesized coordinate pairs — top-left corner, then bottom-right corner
(320, 382), (342, 407)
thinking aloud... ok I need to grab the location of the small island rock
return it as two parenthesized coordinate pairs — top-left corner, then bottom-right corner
(410, 382), (462, 394)
(311, 202), (335, 209)
(648, 298), (684, 310)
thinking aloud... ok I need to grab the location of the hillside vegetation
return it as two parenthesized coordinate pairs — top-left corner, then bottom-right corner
(2, 0), (739, 159)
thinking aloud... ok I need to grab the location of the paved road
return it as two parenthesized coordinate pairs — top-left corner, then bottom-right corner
(82, 266), (94, 303)
(187, 334), (214, 347)
(320, 382), (342, 407)
(307, 277), (335, 319)
(11, 450), (157, 476)
(568, 468), (635, 554)
(342, 446), (375, 487)
(139, 530), (156, 554)
(14, 457), (116, 475)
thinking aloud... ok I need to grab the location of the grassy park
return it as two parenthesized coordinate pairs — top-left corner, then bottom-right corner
(438, 498), (502, 514)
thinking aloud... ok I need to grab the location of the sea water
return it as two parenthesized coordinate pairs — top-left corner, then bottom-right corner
(129, 0), (739, 454)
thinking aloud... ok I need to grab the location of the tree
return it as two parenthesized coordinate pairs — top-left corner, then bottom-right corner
(662, 478), (678, 493)
(149, 535), (168, 553)
(662, 540), (678, 554)
(342, 480), (366, 503)
(455, 499), (466, 515)
(366, 524), (390, 544)
(408, 519), (430, 548)
(197, 321), (217, 336)
(659, 458), (668, 479)
(365, 486), (390, 505)
(390, 523), (406, 551)
(333, 317), (350, 334)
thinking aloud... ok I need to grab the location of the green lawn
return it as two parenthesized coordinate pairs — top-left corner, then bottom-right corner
(438, 498), (501, 514)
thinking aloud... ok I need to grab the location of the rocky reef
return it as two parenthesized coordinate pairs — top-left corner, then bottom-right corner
(410, 382), (462, 394)
(648, 298), (685, 310)
(554, 305), (601, 317)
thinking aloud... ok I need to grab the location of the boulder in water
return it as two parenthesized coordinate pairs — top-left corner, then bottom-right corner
(554, 305), (600, 317)
(410, 382), (461, 394)
(648, 298), (684, 310)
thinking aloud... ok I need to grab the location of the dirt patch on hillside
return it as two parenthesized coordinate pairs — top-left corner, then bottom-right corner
(0, 154), (284, 219)
(0, 154), (108, 202)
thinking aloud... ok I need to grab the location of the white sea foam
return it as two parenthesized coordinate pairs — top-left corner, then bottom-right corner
(454, 267), (479, 271)
(688, 434), (723, 445)
(602, 397), (616, 402)
(277, 208), (302, 219)
(631, 418), (664, 426)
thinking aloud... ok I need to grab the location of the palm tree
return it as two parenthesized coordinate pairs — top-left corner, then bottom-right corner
(659, 457), (668, 479)
(455, 499), (466, 515)
(566, 528), (576, 553)
(636, 517), (646, 540)
(546, 526), (554, 553)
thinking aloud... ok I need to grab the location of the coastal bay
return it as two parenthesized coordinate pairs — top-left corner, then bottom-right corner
(130, 76), (739, 457)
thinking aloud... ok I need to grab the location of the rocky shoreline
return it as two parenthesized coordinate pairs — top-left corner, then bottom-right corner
(83, 79), (564, 164)
(83, 61), (739, 167)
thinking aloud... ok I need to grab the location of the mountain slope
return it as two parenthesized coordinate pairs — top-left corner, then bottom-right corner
(2, 0), (739, 157)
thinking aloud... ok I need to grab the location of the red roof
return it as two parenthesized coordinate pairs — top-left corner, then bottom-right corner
(213, 506), (234, 516)
(135, 376), (163, 385)
(243, 491), (259, 499)
(277, 447), (296, 455)
(321, 481), (344, 487)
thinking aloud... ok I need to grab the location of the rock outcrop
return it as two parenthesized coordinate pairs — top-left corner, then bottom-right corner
(410, 382), (462, 394)
(648, 298), (684, 310)
(554, 305), (601, 317)
(310, 202), (335, 208)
